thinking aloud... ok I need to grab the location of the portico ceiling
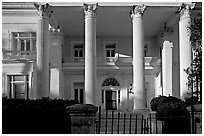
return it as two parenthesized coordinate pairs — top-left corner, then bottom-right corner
(51, 3), (179, 37)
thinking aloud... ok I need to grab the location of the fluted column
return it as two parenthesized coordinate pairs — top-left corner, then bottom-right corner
(130, 5), (146, 110)
(83, 3), (98, 104)
(35, 3), (52, 98)
(178, 3), (195, 99)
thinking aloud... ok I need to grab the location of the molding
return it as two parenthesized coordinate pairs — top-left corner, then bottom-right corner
(2, 2), (36, 9)
(41, 2), (185, 7)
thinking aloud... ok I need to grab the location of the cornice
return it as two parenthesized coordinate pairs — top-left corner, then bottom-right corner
(2, 2), (37, 15)
(2, 2), (36, 10)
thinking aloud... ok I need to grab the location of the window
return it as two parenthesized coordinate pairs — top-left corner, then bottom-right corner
(12, 32), (36, 54)
(106, 44), (116, 58)
(102, 78), (120, 86)
(103, 41), (118, 62)
(8, 75), (29, 99)
(71, 42), (84, 62)
(74, 82), (84, 104)
(74, 88), (83, 104)
(74, 44), (83, 58)
(144, 41), (150, 57)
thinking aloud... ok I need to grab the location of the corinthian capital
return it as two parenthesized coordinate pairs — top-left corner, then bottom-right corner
(130, 5), (146, 18)
(178, 3), (195, 20)
(83, 3), (98, 18)
(34, 3), (53, 19)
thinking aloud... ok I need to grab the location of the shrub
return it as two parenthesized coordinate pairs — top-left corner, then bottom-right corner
(150, 96), (190, 134)
(2, 97), (78, 134)
(150, 96), (188, 117)
(184, 96), (199, 106)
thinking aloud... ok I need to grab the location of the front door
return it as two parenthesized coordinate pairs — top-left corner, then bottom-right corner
(106, 90), (117, 110)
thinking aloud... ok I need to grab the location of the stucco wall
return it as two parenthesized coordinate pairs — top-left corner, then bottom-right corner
(2, 14), (38, 51)
(63, 36), (159, 59)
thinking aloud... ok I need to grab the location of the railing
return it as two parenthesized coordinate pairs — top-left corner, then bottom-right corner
(95, 107), (158, 134)
(62, 57), (161, 66)
(62, 57), (84, 63)
(95, 106), (201, 134)
(2, 51), (36, 61)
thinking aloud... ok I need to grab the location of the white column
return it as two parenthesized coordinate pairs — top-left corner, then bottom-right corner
(83, 3), (98, 104)
(179, 4), (195, 99)
(162, 41), (173, 96)
(130, 5), (146, 110)
(35, 3), (52, 98)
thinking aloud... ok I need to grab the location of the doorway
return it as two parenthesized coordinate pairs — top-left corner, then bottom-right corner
(102, 77), (120, 110)
(105, 90), (117, 110)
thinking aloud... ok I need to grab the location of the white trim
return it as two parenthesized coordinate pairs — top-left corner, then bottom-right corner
(8, 30), (36, 34)
(6, 74), (30, 99)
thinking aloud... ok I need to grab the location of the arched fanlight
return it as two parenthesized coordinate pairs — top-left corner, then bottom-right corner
(102, 78), (120, 86)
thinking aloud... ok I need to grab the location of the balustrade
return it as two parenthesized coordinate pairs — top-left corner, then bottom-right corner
(3, 51), (36, 60)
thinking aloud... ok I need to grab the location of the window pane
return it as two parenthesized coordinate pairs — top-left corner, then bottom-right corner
(112, 91), (116, 100)
(79, 50), (83, 57)
(26, 40), (30, 51)
(20, 40), (25, 51)
(118, 90), (120, 103)
(74, 50), (78, 57)
(19, 32), (30, 37)
(102, 90), (104, 103)
(14, 75), (25, 81)
(32, 39), (36, 51)
(74, 89), (78, 101)
(80, 89), (83, 104)
(111, 50), (115, 57)
(106, 50), (110, 57)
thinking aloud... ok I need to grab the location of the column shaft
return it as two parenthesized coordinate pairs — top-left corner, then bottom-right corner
(131, 5), (146, 110)
(179, 4), (194, 99)
(84, 4), (98, 104)
(35, 4), (51, 98)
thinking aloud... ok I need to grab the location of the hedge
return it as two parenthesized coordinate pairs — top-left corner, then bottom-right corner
(2, 97), (78, 134)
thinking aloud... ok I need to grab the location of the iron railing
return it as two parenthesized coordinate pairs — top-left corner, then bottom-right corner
(95, 106), (202, 134)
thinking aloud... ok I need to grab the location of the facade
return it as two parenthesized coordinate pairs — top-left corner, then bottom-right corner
(2, 2), (202, 111)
